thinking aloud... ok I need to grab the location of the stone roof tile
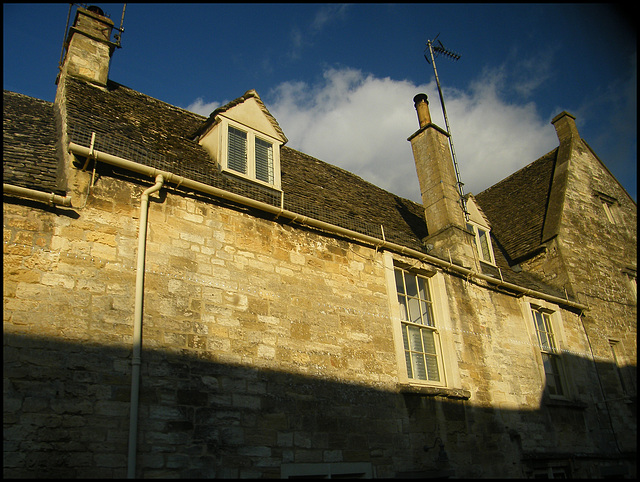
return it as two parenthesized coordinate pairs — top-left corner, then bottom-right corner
(3, 90), (63, 195)
(475, 150), (557, 263)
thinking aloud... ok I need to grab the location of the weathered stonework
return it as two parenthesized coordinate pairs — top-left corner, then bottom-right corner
(4, 166), (634, 477)
(3, 6), (635, 479)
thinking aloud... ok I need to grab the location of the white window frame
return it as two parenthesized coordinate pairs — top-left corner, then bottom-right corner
(528, 303), (569, 399)
(466, 221), (495, 265)
(384, 253), (460, 389)
(220, 118), (282, 190)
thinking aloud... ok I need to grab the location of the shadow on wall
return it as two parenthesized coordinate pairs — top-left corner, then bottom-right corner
(3, 332), (637, 478)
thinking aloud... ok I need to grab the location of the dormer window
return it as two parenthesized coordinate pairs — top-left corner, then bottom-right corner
(467, 222), (495, 265)
(464, 195), (496, 265)
(223, 121), (279, 188)
(193, 89), (287, 191)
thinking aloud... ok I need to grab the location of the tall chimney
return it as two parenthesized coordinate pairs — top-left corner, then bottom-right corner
(408, 94), (475, 266)
(57, 6), (116, 86)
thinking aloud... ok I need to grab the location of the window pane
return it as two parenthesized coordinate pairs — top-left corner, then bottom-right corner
(408, 297), (421, 324)
(412, 352), (427, 380)
(404, 351), (413, 378)
(228, 126), (247, 174)
(402, 326), (413, 378)
(255, 137), (274, 183)
(407, 325), (423, 352)
(538, 331), (551, 351)
(533, 310), (544, 331)
(405, 274), (418, 297)
(417, 277), (429, 300)
(423, 330), (440, 379)
(397, 295), (408, 321)
(422, 329), (437, 355)
(546, 331), (557, 351)
(425, 354), (440, 381)
(402, 326), (410, 350)
(542, 353), (563, 396)
(421, 301), (434, 326)
(395, 269), (405, 294)
(478, 229), (491, 261)
(533, 310), (550, 350)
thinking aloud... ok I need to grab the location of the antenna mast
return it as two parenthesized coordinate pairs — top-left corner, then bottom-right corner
(424, 36), (469, 221)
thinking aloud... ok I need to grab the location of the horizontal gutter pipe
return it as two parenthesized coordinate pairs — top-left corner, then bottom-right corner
(68, 142), (588, 312)
(3, 183), (73, 207)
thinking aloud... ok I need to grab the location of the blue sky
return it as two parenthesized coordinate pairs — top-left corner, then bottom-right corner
(4, 3), (636, 202)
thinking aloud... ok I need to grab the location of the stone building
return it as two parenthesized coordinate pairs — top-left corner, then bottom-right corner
(4, 5), (636, 479)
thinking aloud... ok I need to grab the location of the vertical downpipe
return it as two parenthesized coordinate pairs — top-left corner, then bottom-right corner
(127, 175), (164, 478)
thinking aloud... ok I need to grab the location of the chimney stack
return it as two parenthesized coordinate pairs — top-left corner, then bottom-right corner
(408, 94), (475, 266)
(542, 111), (580, 243)
(57, 6), (116, 86)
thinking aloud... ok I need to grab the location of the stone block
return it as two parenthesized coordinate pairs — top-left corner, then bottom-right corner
(238, 445), (272, 457)
(93, 453), (127, 468)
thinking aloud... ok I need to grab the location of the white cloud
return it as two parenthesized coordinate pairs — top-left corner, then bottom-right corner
(267, 67), (558, 203)
(310, 4), (349, 33)
(184, 66), (559, 204)
(186, 97), (221, 117)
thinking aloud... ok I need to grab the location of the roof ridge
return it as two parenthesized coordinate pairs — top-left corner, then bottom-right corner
(3, 89), (53, 106)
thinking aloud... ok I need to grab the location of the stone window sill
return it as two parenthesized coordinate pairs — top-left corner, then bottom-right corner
(397, 383), (471, 400)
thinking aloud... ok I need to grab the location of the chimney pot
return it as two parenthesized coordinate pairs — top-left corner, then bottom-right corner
(87, 6), (105, 16)
(413, 93), (431, 128)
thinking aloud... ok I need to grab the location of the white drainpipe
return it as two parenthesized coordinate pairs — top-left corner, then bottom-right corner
(127, 174), (164, 479)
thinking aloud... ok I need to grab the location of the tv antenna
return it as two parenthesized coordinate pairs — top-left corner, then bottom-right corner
(424, 35), (469, 221)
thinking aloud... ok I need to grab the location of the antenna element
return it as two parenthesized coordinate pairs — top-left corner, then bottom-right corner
(424, 37), (469, 221)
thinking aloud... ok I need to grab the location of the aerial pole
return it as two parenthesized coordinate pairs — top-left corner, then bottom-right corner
(424, 36), (469, 221)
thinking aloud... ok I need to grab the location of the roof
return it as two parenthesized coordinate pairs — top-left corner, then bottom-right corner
(3, 77), (574, 301)
(60, 76), (428, 251)
(475, 149), (558, 263)
(3, 90), (63, 195)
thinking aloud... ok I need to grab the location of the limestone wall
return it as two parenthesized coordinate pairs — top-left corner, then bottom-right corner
(3, 168), (633, 478)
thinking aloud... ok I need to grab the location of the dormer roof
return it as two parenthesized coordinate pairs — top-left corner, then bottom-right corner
(464, 194), (491, 229)
(190, 89), (287, 144)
